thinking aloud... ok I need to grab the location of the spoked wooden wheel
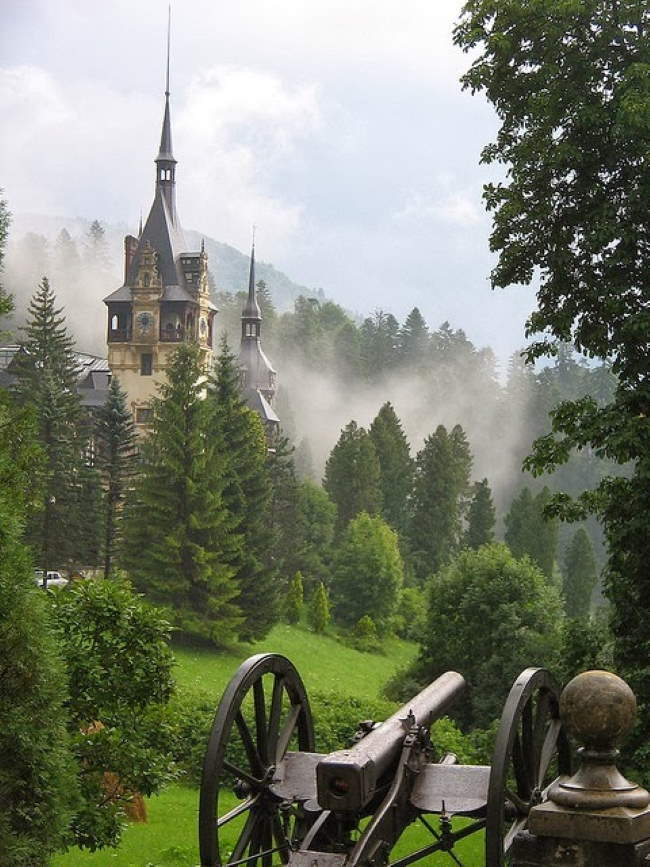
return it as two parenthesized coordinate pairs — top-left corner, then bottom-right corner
(199, 653), (315, 867)
(485, 668), (571, 866)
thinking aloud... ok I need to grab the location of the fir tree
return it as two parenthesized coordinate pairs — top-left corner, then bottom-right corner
(398, 307), (429, 365)
(465, 478), (496, 549)
(209, 337), (277, 641)
(285, 572), (304, 624)
(360, 310), (400, 381)
(255, 279), (277, 333)
(83, 219), (112, 274)
(369, 402), (413, 533)
(323, 420), (382, 532)
(294, 436), (315, 481)
(0, 191), (12, 317)
(12, 278), (99, 568)
(308, 581), (330, 634)
(287, 480), (336, 596)
(409, 424), (472, 581)
(265, 429), (302, 598)
(53, 228), (81, 283)
(95, 376), (137, 578)
(124, 343), (240, 645)
(0, 387), (78, 863)
(505, 486), (558, 580)
(563, 528), (598, 618)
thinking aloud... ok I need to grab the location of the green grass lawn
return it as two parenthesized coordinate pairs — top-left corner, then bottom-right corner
(53, 625), (484, 866)
(172, 623), (417, 701)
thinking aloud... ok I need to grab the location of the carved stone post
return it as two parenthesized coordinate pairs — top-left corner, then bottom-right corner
(512, 670), (650, 866)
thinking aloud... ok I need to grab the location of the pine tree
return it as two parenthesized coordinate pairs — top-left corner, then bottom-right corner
(255, 279), (277, 334)
(124, 342), (240, 645)
(563, 528), (598, 618)
(0, 387), (78, 863)
(465, 478), (496, 549)
(265, 429), (302, 597)
(308, 582), (330, 634)
(360, 310), (400, 381)
(398, 307), (429, 365)
(294, 436), (315, 480)
(95, 376), (137, 578)
(12, 278), (99, 568)
(409, 424), (473, 581)
(505, 486), (558, 580)
(324, 420), (382, 532)
(0, 191), (12, 318)
(53, 228), (81, 282)
(369, 402), (413, 533)
(83, 219), (112, 274)
(285, 572), (304, 624)
(209, 337), (277, 641)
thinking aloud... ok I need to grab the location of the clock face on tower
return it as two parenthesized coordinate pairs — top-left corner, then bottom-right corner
(136, 311), (154, 336)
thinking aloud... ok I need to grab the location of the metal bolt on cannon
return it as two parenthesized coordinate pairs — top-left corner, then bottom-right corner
(198, 653), (572, 867)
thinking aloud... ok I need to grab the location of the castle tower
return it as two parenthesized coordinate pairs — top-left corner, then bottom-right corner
(238, 240), (279, 432)
(103, 29), (215, 427)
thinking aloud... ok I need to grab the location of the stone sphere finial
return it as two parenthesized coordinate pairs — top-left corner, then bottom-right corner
(560, 670), (636, 751)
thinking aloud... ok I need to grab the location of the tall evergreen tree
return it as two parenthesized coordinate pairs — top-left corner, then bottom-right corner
(284, 480), (336, 597)
(83, 219), (112, 274)
(0, 191), (12, 318)
(563, 528), (598, 618)
(124, 342), (240, 645)
(308, 582), (330, 634)
(95, 376), (137, 578)
(369, 402), (413, 533)
(324, 420), (382, 532)
(398, 307), (429, 365)
(505, 486), (559, 580)
(465, 478), (496, 549)
(12, 278), (100, 568)
(53, 228), (81, 283)
(360, 310), (400, 381)
(409, 424), (472, 581)
(209, 337), (277, 641)
(0, 383), (78, 864)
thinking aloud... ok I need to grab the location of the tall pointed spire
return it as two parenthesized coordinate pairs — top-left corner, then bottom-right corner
(155, 5), (177, 218)
(242, 231), (261, 323)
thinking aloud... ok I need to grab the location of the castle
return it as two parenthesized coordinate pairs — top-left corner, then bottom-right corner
(103, 66), (278, 432)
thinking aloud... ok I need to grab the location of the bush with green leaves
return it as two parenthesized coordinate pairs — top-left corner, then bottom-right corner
(50, 579), (176, 850)
(402, 543), (563, 730)
(349, 615), (382, 654)
(392, 586), (427, 641)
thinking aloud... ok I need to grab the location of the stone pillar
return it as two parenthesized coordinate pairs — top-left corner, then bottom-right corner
(512, 670), (650, 866)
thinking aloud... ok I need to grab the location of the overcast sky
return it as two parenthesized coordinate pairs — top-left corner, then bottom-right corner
(1, 0), (537, 362)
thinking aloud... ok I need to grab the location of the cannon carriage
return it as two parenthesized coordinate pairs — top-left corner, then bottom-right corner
(199, 653), (571, 867)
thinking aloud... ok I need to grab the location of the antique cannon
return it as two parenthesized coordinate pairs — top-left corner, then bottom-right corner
(199, 654), (571, 867)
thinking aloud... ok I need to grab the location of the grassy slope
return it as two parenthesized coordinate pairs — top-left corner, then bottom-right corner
(53, 625), (483, 866)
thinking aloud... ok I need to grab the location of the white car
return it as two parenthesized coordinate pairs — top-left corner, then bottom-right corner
(34, 570), (68, 589)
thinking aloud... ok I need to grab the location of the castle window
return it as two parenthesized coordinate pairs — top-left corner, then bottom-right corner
(111, 314), (118, 330)
(160, 169), (165, 180)
(135, 407), (153, 424)
(140, 353), (153, 376)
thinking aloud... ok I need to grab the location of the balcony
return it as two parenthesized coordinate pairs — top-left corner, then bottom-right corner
(160, 326), (185, 342)
(108, 328), (132, 342)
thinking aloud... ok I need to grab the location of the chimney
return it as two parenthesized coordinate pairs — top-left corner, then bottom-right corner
(124, 235), (139, 283)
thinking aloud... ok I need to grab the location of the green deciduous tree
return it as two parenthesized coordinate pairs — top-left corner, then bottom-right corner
(324, 420), (382, 532)
(286, 480), (336, 597)
(95, 376), (137, 578)
(332, 512), (403, 630)
(563, 527), (598, 618)
(406, 544), (563, 729)
(505, 486), (558, 580)
(124, 342), (240, 645)
(308, 581), (330, 634)
(210, 338), (277, 641)
(50, 579), (175, 850)
(454, 0), (650, 762)
(409, 424), (472, 581)
(369, 402), (413, 534)
(465, 478), (495, 549)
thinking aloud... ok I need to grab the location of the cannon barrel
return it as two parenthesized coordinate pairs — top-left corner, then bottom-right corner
(316, 670), (466, 811)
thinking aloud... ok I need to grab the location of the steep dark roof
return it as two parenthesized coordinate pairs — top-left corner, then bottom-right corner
(244, 388), (280, 424)
(0, 347), (110, 409)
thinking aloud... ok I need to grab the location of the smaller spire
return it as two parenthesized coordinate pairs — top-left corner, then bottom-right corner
(138, 211), (143, 237)
(156, 5), (176, 164)
(165, 4), (171, 98)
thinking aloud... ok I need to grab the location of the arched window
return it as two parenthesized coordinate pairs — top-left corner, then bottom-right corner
(160, 169), (165, 180)
(111, 314), (118, 330)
